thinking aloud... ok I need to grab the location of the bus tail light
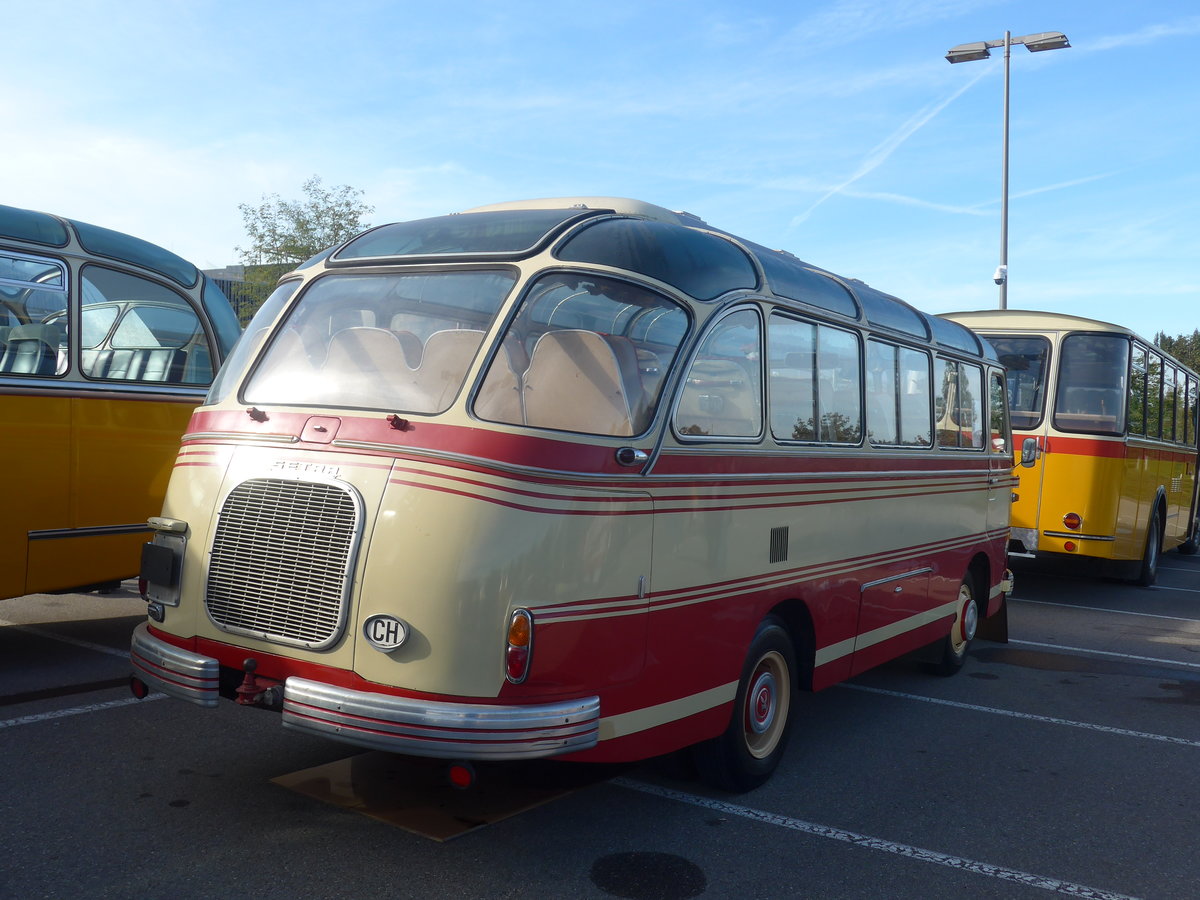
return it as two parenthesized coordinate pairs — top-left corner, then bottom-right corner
(1063, 512), (1082, 530)
(505, 609), (533, 684)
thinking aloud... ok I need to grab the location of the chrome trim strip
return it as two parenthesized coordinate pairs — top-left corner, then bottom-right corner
(859, 567), (933, 593)
(29, 523), (151, 540)
(129, 622), (219, 708)
(282, 677), (600, 760)
(183, 431), (300, 444)
(1041, 531), (1115, 542)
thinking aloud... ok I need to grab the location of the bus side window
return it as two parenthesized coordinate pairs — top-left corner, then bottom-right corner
(989, 370), (1010, 454)
(935, 359), (984, 449)
(81, 265), (215, 385)
(0, 252), (68, 377)
(676, 309), (762, 438)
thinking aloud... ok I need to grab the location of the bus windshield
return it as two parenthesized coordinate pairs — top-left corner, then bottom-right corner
(983, 334), (1050, 430)
(243, 269), (516, 413)
(1054, 332), (1129, 435)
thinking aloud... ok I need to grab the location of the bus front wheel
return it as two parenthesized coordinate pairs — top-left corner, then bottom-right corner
(693, 616), (796, 792)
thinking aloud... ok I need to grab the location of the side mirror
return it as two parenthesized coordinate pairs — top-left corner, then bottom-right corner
(1018, 436), (1038, 468)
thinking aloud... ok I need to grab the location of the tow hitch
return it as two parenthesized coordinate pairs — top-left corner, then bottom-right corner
(235, 658), (284, 709)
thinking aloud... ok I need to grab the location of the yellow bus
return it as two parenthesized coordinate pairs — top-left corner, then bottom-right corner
(0, 203), (241, 601)
(944, 310), (1199, 585)
(131, 197), (1014, 790)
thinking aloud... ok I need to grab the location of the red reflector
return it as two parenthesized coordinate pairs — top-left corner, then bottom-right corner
(506, 646), (530, 682)
(448, 762), (475, 790)
(138, 577), (148, 600)
(129, 676), (150, 699)
(1064, 541), (1077, 552)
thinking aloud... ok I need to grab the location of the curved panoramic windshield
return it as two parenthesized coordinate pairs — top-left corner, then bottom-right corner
(242, 269), (516, 413)
(476, 272), (688, 436)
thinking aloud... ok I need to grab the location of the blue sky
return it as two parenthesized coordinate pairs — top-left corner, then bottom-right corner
(3, 1), (1196, 341)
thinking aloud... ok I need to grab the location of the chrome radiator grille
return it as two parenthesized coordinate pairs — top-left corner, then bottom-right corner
(206, 478), (360, 649)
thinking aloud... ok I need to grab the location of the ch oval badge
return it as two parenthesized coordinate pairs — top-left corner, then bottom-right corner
(362, 614), (409, 652)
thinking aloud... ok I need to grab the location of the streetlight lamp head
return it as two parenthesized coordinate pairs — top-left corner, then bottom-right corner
(946, 41), (992, 63)
(1022, 31), (1070, 52)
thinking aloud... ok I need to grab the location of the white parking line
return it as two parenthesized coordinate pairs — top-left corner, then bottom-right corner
(614, 778), (1140, 899)
(841, 684), (1200, 748)
(1010, 638), (1200, 671)
(0, 618), (132, 659)
(0, 694), (164, 730)
(1009, 598), (1200, 624)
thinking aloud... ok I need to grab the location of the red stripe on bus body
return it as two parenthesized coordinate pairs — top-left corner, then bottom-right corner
(387, 475), (986, 518)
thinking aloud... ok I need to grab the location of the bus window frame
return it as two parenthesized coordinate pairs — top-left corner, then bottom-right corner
(1052, 330), (1131, 438)
(672, 303), (766, 444)
(765, 309), (865, 448)
(981, 332), (1052, 432)
(864, 336), (933, 449)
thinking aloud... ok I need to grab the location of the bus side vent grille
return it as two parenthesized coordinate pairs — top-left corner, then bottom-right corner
(206, 478), (361, 650)
(769, 526), (789, 564)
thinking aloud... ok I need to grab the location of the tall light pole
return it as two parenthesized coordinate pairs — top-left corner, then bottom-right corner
(946, 31), (1070, 309)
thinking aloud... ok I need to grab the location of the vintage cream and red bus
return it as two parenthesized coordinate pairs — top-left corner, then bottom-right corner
(0, 204), (241, 601)
(131, 198), (1014, 789)
(944, 310), (1199, 585)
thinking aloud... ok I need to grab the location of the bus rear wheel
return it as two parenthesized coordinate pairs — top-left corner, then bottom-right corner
(931, 576), (978, 677)
(1134, 511), (1161, 586)
(693, 616), (795, 792)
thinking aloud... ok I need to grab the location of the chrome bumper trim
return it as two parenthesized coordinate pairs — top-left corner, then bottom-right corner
(130, 622), (219, 708)
(282, 677), (600, 760)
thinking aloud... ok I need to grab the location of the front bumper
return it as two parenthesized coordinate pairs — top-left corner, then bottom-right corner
(130, 622), (600, 760)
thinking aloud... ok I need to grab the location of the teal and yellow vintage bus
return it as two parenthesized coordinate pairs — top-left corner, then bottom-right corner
(0, 204), (241, 600)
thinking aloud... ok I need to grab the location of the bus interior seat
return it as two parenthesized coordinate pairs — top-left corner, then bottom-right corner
(413, 329), (485, 413)
(522, 329), (641, 436)
(0, 323), (62, 375)
(676, 358), (759, 437)
(324, 326), (425, 409)
(474, 338), (525, 424)
(325, 327), (420, 372)
(85, 348), (187, 382)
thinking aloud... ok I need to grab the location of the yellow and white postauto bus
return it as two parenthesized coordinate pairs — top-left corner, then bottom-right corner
(131, 198), (1014, 790)
(944, 310), (1200, 585)
(0, 204), (241, 601)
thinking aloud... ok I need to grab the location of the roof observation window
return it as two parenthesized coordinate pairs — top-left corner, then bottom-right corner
(335, 209), (594, 260)
(556, 218), (757, 301)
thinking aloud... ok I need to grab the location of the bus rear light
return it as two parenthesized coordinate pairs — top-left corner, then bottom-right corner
(505, 609), (533, 684)
(1063, 513), (1082, 530)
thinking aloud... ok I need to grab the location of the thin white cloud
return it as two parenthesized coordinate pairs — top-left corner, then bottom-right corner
(788, 66), (988, 227)
(1089, 17), (1200, 51)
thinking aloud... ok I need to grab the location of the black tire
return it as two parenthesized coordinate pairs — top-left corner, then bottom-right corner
(693, 616), (796, 792)
(1179, 517), (1199, 556)
(931, 575), (978, 677)
(1135, 511), (1161, 586)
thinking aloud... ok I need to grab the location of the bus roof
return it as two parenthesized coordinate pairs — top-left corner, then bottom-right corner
(943, 308), (1195, 375)
(0, 203), (200, 289)
(331, 197), (995, 362)
(944, 309), (1132, 337)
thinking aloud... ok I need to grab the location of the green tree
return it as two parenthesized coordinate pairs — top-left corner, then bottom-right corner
(1154, 329), (1200, 372)
(236, 175), (374, 266)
